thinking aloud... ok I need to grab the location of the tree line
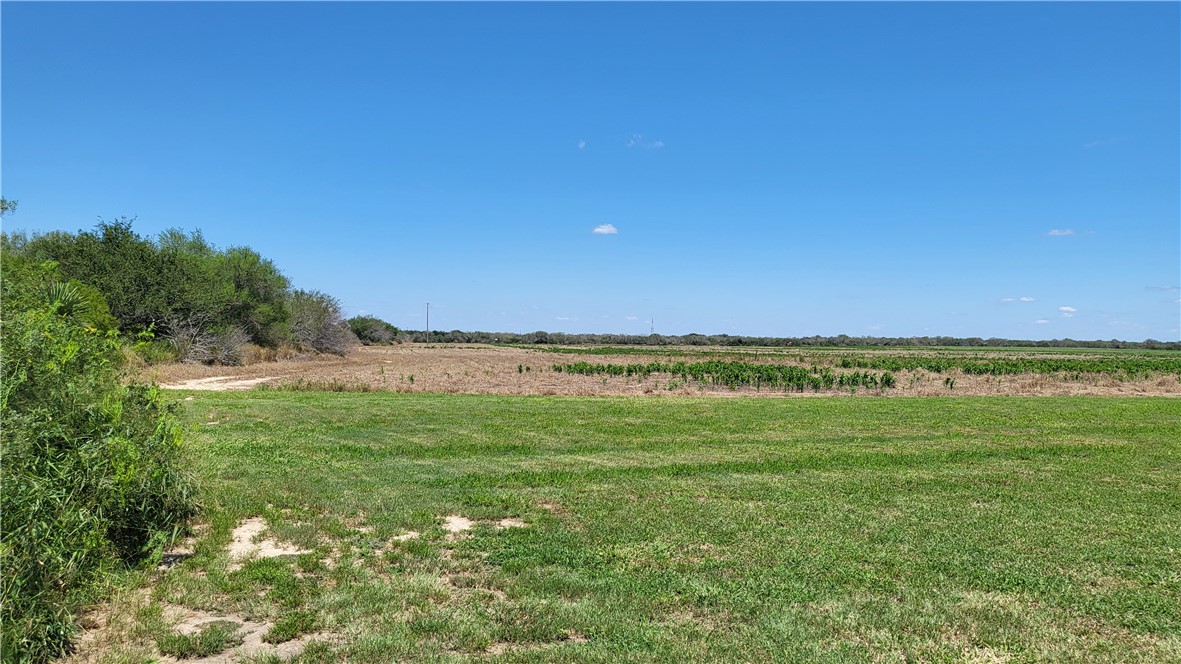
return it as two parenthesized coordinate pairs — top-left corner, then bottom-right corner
(3, 218), (363, 362)
(399, 330), (1180, 350)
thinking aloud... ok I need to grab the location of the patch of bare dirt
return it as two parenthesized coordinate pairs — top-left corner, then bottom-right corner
(159, 376), (279, 391)
(226, 517), (311, 571)
(159, 604), (331, 664)
(143, 344), (1181, 398)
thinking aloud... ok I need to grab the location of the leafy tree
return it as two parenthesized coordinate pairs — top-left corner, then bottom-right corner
(348, 315), (399, 345)
(214, 246), (291, 345)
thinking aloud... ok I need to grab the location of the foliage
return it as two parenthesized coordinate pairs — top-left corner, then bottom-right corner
(553, 360), (898, 392)
(17, 222), (292, 349)
(288, 290), (356, 355)
(829, 353), (1181, 378)
(399, 329), (1181, 350)
(0, 256), (198, 662)
(347, 315), (399, 345)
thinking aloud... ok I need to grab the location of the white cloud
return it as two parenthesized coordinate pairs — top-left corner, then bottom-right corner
(592, 224), (618, 235)
(1035, 319), (1050, 324)
(1019, 296), (1036, 302)
(1047, 229), (1077, 237)
(868, 324), (884, 331)
(556, 316), (574, 321)
(1001, 298), (1016, 303)
(1058, 306), (1078, 318)
(578, 139), (586, 150)
(1001, 296), (1036, 303)
(626, 316), (639, 320)
(1147, 285), (1180, 292)
(627, 133), (665, 149)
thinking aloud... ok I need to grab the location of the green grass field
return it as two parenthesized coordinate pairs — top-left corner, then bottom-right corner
(112, 393), (1180, 663)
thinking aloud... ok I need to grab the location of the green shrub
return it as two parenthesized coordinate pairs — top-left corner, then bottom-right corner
(1, 271), (198, 661)
(347, 315), (399, 345)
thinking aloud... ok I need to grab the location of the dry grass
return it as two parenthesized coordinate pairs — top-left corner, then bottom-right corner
(142, 344), (1181, 397)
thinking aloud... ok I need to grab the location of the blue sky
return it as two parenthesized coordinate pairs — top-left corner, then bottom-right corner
(3, 2), (1178, 340)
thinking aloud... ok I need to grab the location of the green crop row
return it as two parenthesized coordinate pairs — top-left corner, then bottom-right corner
(830, 355), (1181, 377)
(552, 361), (896, 392)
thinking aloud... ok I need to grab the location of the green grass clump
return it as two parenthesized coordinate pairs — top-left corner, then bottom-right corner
(264, 610), (317, 644)
(156, 620), (243, 658)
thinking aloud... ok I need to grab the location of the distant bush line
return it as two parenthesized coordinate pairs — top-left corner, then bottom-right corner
(399, 330), (1180, 351)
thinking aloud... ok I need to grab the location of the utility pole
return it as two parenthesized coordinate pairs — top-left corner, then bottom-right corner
(650, 317), (655, 335)
(426, 302), (430, 337)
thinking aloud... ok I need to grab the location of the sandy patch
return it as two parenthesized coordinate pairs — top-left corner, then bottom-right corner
(441, 515), (474, 533)
(226, 517), (310, 571)
(497, 518), (527, 529)
(161, 376), (279, 391)
(392, 530), (420, 541)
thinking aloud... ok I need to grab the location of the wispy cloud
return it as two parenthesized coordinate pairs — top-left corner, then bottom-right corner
(592, 224), (618, 235)
(1084, 137), (1121, 149)
(578, 139), (586, 150)
(627, 134), (665, 149)
(1034, 319), (1050, 325)
(1058, 306), (1078, 318)
(1146, 285), (1180, 292)
(1047, 229), (1076, 237)
(626, 316), (639, 321)
(556, 316), (575, 321)
(1001, 296), (1037, 303)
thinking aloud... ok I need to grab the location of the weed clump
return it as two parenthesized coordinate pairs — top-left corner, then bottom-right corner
(156, 620), (243, 658)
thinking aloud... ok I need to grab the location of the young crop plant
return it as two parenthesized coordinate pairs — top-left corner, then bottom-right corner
(552, 361), (896, 393)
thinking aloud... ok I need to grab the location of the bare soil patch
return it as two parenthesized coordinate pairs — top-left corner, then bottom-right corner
(226, 517), (311, 571)
(143, 344), (1181, 398)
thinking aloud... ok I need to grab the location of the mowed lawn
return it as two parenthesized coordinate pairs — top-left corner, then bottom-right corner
(153, 393), (1179, 663)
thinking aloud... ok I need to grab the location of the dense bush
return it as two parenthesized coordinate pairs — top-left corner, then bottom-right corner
(0, 250), (198, 662)
(347, 315), (399, 345)
(289, 290), (356, 355)
(20, 221), (292, 348)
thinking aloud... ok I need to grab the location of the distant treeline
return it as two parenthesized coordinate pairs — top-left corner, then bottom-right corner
(400, 330), (1181, 350)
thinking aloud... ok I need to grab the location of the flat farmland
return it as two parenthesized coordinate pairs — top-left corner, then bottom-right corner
(72, 345), (1178, 662)
(144, 344), (1181, 397)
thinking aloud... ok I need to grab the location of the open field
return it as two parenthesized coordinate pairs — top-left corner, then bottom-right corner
(70, 393), (1181, 663)
(144, 344), (1181, 397)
